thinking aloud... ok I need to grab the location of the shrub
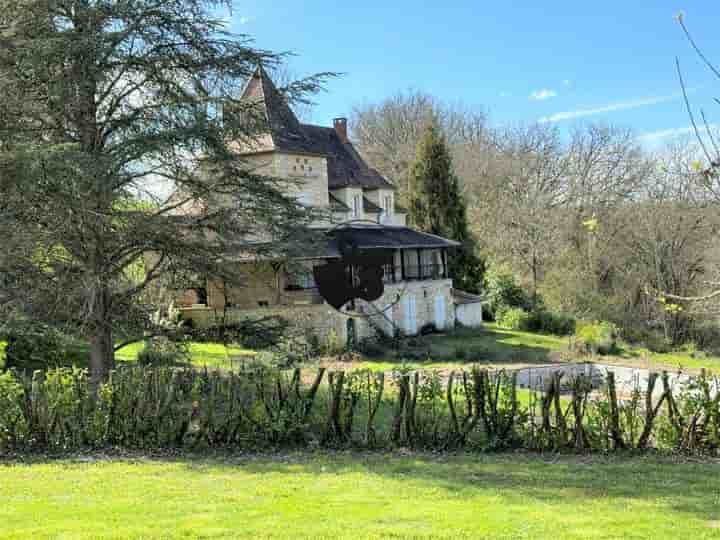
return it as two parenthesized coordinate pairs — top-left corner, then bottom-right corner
(137, 338), (189, 367)
(496, 307), (529, 331)
(453, 346), (468, 360)
(4, 328), (73, 372)
(355, 338), (385, 358)
(575, 321), (618, 355)
(323, 329), (344, 356)
(0, 371), (27, 447)
(0, 365), (718, 455)
(192, 317), (290, 350)
(468, 346), (489, 362)
(483, 266), (531, 319)
(525, 309), (576, 336)
(689, 321), (720, 355)
(419, 323), (437, 335)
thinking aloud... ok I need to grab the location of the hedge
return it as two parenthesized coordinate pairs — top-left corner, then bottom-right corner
(0, 365), (718, 454)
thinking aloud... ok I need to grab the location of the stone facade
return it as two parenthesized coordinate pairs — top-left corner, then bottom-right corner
(174, 67), (470, 343)
(182, 271), (456, 345)
(180, 304), (351, 344)
(355, 279), (455, 338)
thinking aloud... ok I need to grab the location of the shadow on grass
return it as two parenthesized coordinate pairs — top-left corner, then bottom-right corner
(173, 451), (719, 522)
(370, 326), (568, 368)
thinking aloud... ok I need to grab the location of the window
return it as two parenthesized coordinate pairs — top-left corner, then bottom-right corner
(384, 195), (393, 215)
(352, 194), (361, 218)
(285, 263), (317, 290)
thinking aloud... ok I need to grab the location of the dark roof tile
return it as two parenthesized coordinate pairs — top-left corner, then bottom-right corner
(240, 67), (395, 190)
(362, 196), (382, 213)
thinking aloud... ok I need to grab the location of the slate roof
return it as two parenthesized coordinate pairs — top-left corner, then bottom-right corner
(452, 289), (485, 305)
(329, 193), (350, 211)
(362, 197), (382, 213)
(227, 225), (459, 262)
(328, 225), (460, 250)
(239, 66), (395, 190)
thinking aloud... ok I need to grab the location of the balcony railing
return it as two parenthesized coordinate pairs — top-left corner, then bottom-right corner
(383, 263), (448, 283)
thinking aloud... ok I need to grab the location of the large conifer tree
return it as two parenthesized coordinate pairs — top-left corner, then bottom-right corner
(407, 121), (484, 293)
(0, 0), (327, 381)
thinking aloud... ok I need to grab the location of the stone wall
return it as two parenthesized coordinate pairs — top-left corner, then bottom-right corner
(456, 302), (483, 328)
(207, 262), (281, 310)
(183, 277), (456, 344)
(356, 279), (456, 337)
(274, 153), (330, 207)
(180, 304), (351, 344)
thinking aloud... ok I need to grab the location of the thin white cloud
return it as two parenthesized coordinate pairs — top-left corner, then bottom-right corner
(239, 16), (255, 24)
(530, 89), (557, 101)
(562, 79), (571, 86)
(637, 124), (719, 143)
(539, 93), (681, 123)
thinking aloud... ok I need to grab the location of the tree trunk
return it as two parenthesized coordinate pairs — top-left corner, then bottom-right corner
(90, 323), (115, 385)
(606, 372), (626, 450)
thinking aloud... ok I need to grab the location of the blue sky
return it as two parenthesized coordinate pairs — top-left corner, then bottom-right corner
(226, 1), (719, 147)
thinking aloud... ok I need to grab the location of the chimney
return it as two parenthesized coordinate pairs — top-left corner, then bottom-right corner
(333, 117), (348, 143)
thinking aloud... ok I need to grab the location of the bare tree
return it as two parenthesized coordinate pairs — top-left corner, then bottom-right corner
(350, 90), (488, 203)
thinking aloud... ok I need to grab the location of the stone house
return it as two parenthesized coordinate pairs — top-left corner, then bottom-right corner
(177, 66), (483, 344)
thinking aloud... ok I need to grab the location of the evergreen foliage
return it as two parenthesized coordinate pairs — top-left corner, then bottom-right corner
(406, 121), (484, 292)
(0, 1), (330, 381)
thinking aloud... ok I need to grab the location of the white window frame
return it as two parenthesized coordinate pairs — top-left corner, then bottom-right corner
(384, 195), (393, 215)
(352, 194), (361, 218)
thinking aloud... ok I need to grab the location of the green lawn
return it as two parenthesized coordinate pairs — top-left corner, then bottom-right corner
(0, 340), (255, 371)
(3, 324), (720, 375)
(1, 452), (719, 539)
(353, 324), (720, 375)
(116, 341), (257, 369)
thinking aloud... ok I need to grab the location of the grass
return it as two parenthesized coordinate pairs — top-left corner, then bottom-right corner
(353, 324), (720, 375)
(0, 340), (255, 371)
(1, 452), (719, 539)
(2, 323), (720, 375)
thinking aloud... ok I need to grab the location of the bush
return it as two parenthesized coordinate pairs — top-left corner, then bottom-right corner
(0, 371), (27, 447)
(575, 321), (618, 355)
(689, 321), (720, 355)
(322, 329), (344, 356)
(483, 266), (531, 319)
(419, 323), (437, 336)
(137, 338), (189, 367)
(192, 317), (290, 350)
(453, 346), (468, 360)
(0, 365), (718, 455)
(355, 338), (385, 358)
(4, 328), (74, 372)
(496, 307), (529, 331)
(525, 309), (576, 336)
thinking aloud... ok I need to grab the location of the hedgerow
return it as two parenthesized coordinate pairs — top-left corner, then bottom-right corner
(0, 365), (718, 455)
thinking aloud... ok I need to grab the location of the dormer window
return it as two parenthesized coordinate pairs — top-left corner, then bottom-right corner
(384, 195), (393, 216)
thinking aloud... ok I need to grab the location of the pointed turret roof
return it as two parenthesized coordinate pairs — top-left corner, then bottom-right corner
(238, 65), (395, 189)
(240, 65), (311, 153)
